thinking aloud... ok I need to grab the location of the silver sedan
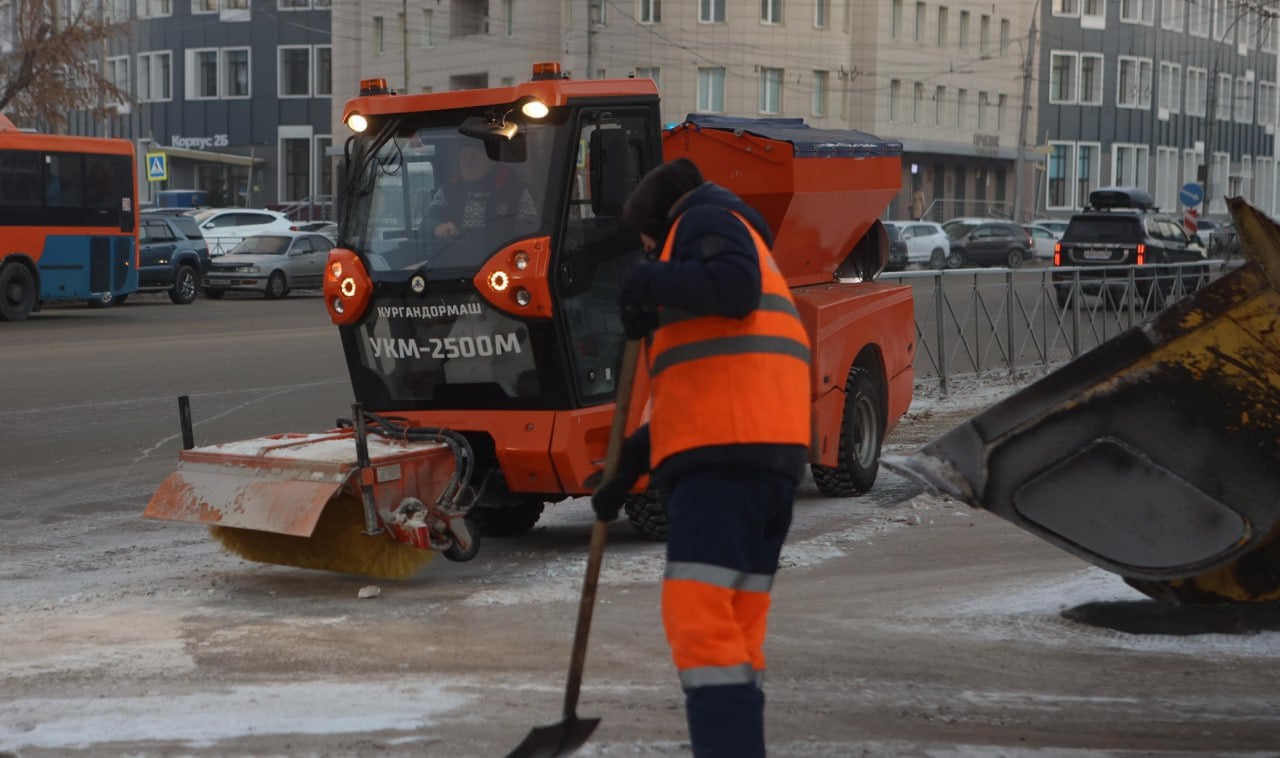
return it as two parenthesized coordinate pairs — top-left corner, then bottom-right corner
(202, 232), (334, 300)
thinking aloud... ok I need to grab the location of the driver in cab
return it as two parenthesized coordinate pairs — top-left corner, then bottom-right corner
(428, 141), (537, 239)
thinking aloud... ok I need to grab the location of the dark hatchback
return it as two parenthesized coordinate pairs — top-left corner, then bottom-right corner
(138, 214), (211, 304)
(945, 221), (1034, 268)
(1053, 187), (1208, 306)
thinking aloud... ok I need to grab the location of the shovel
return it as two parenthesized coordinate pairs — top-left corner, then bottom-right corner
(506, 339), (642, 758)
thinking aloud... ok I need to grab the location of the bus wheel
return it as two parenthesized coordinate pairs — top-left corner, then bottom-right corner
(0, 262), (35, 322)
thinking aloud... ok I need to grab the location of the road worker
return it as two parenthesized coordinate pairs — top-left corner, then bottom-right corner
(593, 157), (810, 758)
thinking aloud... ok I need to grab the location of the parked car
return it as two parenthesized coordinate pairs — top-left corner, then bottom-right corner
(203, 232), (335, 300)
(1032, 218), (1070, 236)
(137, 214), (211, 304)
(882, 222), (909, 271)
(1023, 223), (1060, 261)
(191, 208), (294, 255)
(1053, 187), (1208, 307)
(888, 220), (953, 269)
(945, 220), (1034, 267)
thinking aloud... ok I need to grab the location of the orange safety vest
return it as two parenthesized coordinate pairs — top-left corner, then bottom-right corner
(647, 210), (811, 470)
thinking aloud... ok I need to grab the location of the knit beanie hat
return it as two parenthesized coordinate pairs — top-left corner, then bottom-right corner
(623, 158), (705, 240)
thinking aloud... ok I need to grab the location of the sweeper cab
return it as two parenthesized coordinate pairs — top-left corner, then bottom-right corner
(144, 64), (917, 577)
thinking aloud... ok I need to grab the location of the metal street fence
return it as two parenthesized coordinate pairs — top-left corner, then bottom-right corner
(878, 260), (1239, 395)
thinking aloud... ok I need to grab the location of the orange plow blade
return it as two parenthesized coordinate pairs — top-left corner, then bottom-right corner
(145, 431), (459, 579)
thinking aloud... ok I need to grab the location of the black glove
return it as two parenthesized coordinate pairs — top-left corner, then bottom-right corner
(620, 270), (658, 340)
(591, 425), (651, 521)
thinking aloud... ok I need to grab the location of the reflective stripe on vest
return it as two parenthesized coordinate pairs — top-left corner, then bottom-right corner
(647, 210), (811, 469)
(678, 663), (758, 690)
(665, 561), (775, 593)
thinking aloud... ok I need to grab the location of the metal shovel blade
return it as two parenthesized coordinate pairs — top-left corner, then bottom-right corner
(505, 716), (601, 758)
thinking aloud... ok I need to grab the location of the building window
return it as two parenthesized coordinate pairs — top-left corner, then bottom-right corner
(315, 45), (331, 96)
(699, 0), (724, 22)
(1117, 56), (1152, 109)
(1217, 72), (1232, 120)
(1080, 54), (1103, 104)
(891, 0), (902, 37)
(137, 50), (172, 102)
(914, 1), (925, 41)
(138, 0), (172, 17)
(1159, 62), (1182, 114)
(636, 66), (660, 89)
(1052, 0), (1079, 16)
(1188, 0), (1210, 36)
(279, 46), (310, 97)
(422, 9), (433, 46)
(814, 0), (827, 28)
(999, 18), (1009, 54)
(639, 0), (659, 24)
(1236, 75), (1254, 123)
(762, 0), (782, 24)
(697, 67), (725, 112)
(1186, 66), (1208, 116)
(958, 10), (968, 47)
(760, 67), (783, 113)
(1161, 0), (1184, 31)
(1113, 143), (1150, 189)
(977, 90), (988, 129)
(937, 6), (947, 45)
(1050, 52), (1077, 104)
(934, 85), (945, 124)
(812, 70), (828, 115)
(107, 55), (130, 113)
(1047, 142), (1072, 209)
(1077, 143), (1100, 207)
(1120, 0), (1154, 24)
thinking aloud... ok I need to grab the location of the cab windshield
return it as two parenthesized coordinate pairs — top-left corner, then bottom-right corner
(345, 111), (563, 279)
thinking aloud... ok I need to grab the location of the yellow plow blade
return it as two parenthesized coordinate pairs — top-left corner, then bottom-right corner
(886, 198), (1280, 603)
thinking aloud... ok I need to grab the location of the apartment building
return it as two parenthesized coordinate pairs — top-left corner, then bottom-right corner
(1040, 0), (1279, 220)
(65, 0), (333, 209)
(331, 0), (1035, 221)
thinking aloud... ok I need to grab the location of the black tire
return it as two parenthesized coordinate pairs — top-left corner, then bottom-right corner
(945, 249), (964, 268)
(204, 288), (226, 300)
(623, 492), (667, 540)
(929, 248), (946, 270)
(169, 264), (199, 304)
(265, 271), (288, 300)
(442, 516), (482, 562)
(469, 497), (544, 537)
(1006, 247), (1025, 268)
(810, 366), (884, 497)
(0, 261), (36, 322)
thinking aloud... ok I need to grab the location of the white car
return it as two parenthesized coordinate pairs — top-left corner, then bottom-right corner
(888, 220), (953, 269)
(202, 231), (335, 299)
(1023, 223), (1059, 260)
(191, 208), (294, 255)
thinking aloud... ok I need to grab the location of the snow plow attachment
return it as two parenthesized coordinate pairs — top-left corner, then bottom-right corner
(885, 197), (1280, 604)
(144, 407), (480, 579)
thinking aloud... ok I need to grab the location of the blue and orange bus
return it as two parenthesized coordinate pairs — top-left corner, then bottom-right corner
(0, 116), (138, 322)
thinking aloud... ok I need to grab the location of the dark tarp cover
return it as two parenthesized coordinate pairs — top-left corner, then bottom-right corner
(677, 114), (903, 158)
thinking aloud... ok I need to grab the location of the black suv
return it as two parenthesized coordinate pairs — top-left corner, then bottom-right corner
(945, 221), (1034, 267)
(138, 214), (211, 304)
(1053, 187), (1207, 307)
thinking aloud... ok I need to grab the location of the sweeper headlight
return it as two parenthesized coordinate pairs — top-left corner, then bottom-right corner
(324, 248), (373, 325)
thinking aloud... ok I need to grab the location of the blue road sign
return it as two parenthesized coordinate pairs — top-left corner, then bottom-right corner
(1179, 182), (1204, 207)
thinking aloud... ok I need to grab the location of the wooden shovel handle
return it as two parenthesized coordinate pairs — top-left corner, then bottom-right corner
(563, 338), (642, 720)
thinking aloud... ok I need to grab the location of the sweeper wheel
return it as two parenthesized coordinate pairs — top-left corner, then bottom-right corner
(209, 494), (435, 580)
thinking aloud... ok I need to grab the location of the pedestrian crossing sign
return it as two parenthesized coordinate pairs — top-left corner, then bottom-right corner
(146, 152), (167, 182)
